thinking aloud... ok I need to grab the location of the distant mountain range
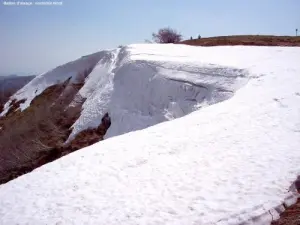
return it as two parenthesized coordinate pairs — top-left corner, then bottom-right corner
(0, 73), (36, 78)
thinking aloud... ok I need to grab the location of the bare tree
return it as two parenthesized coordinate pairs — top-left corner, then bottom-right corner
(152, 27), (182, 43)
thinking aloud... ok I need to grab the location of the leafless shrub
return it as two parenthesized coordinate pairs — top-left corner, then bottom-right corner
(152, 27), (182, 43)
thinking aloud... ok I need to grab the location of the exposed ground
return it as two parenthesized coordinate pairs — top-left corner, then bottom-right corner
(271, 199), (300, 225)
(0, 77), (111, 184)
(181, 35), (300, 47)
(271, 179), (300, 225)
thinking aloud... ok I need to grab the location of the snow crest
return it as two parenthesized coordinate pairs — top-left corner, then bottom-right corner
(69, 45), (249, 140)
(1, 44), (248, 140)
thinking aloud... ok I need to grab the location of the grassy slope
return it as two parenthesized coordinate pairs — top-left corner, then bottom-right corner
(0, 78), (111, 184)
(181, 35), (300, 46)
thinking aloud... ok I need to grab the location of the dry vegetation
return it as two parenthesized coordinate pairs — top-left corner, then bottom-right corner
(181, 35), (300, 46)
(271, 199), (300, 225)
(67, 113), (111, 150)
(0, 73), (111, 184)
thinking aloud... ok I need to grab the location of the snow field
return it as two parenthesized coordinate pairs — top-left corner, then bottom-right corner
(0, 45), (299, 225)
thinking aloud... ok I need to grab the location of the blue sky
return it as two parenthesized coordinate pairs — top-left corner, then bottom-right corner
(0, 0), (299, 75)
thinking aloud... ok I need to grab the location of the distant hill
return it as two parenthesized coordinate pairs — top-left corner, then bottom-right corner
(181, 35), (300, 46)
(0, 75), (35, 111)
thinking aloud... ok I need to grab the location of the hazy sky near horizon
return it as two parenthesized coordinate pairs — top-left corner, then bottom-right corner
(1, 0), (299, 75)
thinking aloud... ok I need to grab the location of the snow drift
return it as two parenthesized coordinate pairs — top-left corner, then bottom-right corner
(0, 45), (299, 225)
(1, 45), (249, 142)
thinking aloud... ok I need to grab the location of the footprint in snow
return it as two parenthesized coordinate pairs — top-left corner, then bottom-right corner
(273, 98), (288, 108)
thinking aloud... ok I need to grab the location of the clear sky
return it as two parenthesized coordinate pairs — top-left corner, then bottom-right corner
(1, 0), (299, 75)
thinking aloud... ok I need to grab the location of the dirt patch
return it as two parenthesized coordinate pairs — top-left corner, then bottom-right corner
(271, 179), (300, 225)
(271, 199), (300, 225)
(181, 35), (300, 47)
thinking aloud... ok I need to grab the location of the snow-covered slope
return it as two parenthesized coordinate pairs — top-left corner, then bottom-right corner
(0, 51), (104, 116)
(0, 45), (299, 225)
(1, 44), (249, 141)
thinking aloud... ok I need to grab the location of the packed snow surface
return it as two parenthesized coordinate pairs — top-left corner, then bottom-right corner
(69, 44), (249, 140)
(1, 44), (249, 140)
(0, 45), (300, 225)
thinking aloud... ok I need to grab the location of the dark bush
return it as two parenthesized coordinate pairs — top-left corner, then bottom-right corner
(152, 27), (182, 43)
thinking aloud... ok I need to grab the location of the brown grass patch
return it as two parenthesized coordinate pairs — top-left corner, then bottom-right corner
(181, 35), (300, 47)
(67, 113), (111, 150)
(271, 199), (300, 225)
(271, 178), (300, 225)
(0, 72), (111, 184)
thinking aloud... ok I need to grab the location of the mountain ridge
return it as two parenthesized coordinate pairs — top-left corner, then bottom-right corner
(0, 44), (251, 184)
(0, 44), (299, 225)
